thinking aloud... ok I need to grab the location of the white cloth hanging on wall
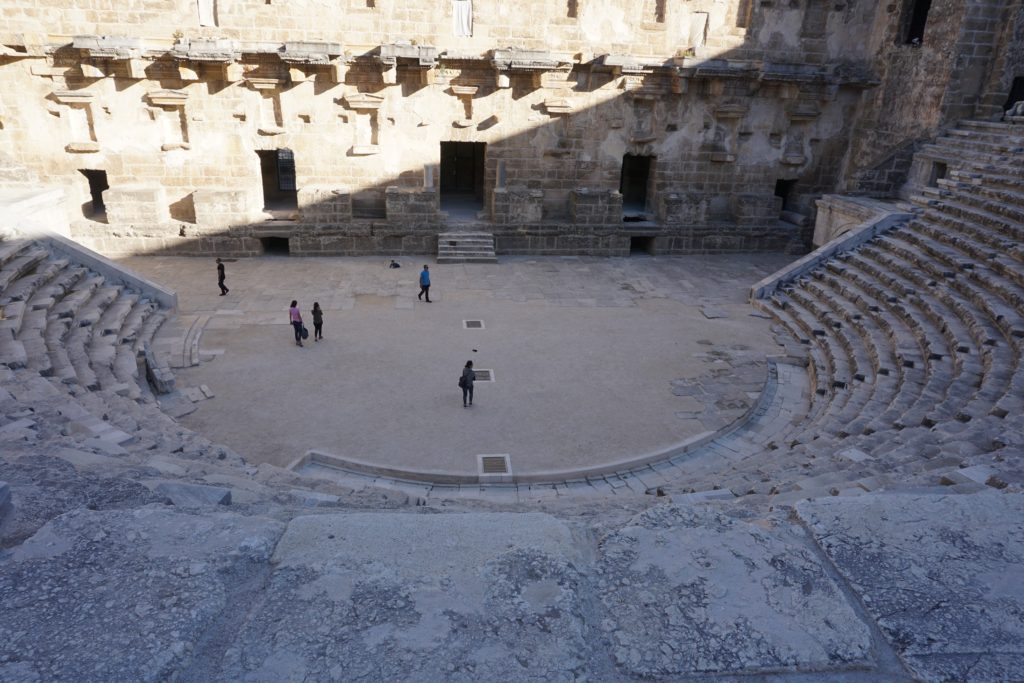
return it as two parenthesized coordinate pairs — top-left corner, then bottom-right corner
(453, 0), (473, 37)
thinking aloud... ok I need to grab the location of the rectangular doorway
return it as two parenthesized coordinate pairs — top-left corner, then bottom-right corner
(620, 155), (653, 219)
(256, 149), (298, 214)
(440, 141), (485, 217)
(1004, 77), (1024, 112)
(630, 236), (655, 255)
(259, 236), (290, 254)
(774, 178), (797, 212)
(78, 169), (108, 221)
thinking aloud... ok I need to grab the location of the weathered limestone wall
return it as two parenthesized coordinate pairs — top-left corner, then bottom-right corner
(0, 39), (872, 256)
(977, 3), (1024, 118)
(0, 0), (875, 64)
(840, 0), (1014, 195)
(0, 0), (1013, 255)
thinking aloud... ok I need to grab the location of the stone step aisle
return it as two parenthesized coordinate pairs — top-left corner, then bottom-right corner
(436, 231), (497, 264)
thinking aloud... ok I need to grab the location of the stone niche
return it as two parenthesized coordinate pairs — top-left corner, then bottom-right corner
(491, 186), (544, 224)
(571, 188), (622, 226)
(104, 186), (169, 225)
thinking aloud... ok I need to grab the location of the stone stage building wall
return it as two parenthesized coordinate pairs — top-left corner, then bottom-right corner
(0, 0), (1017, 256)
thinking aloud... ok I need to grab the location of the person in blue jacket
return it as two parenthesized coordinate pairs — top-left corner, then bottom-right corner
(418, 264), (431, 303)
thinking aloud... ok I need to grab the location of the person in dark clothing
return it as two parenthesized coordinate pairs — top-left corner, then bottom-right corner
(311, 302), (324, 341)
(418, 265), (431, 302)
(216, 258), (229, 295)
(460, 360), (476, 407)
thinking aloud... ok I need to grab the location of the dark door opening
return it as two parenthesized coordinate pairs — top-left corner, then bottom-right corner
(630, 236), (655, 255)
(440, 141), (485, 218)
(1004, 77), (1024, 112)
(620, 155), (653, 219)
(927, 162), (947, 187)
(902, 0), (931, 44)
(79, 169), (108, 221)
(259, 237), (290, 254)
(774, 179), (797, 211)
(257, 149), (298, 215)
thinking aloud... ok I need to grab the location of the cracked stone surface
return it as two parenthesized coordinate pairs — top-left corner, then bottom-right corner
(0, 507), (285, 683)
(595, 504), (872, 677)
(797, 492), (1024, 683)
(0, 454), (166, 549)
(209, 512), (592, 682)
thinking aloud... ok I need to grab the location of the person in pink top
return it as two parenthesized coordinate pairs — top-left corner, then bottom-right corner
(289, 300), (304, 347)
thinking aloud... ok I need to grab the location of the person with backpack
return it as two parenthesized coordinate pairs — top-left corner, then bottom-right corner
(459, 360), (476, 407)
(311, 302), (324, 342)
(289, 300), (304, 347)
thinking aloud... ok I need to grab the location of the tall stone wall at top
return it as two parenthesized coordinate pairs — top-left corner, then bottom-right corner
(977, 2), (1024, 118)
(0, 0), (1013, 255)
(839, 0), (1017, 196)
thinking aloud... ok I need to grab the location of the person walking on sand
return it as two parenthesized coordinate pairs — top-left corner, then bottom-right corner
(459, 360), (476, 407)
(418, 264), (431, 303)
(289, 300), (304, 347)
(216, 258), (229, 295)
(311, 302), (324, 342)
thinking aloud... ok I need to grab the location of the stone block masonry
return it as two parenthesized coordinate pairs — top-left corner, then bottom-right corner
(0, 0), (1016, 256)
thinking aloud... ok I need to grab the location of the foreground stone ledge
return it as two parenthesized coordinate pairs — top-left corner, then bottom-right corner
(797, 492), (1024, 683)
(218, 512), (590, 681)
(0, 507), (285, 683)
(596, 504), (873, 676)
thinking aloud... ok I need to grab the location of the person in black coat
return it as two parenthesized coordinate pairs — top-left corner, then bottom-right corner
(216, 258), (229, 295)
(460, 360), (476, 408)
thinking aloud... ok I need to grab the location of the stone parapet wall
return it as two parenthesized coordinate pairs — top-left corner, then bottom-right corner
(570, 189), (622, 226)
(66, 219), (799, 257)
(490, 187), (543, 225)
(104, 186), (169, 225)
(385, 187), (441, 229)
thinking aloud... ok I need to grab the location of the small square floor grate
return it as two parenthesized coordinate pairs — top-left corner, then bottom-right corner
(463, 320), (485, 329)
(473, 369), (494, 382)
(478, 454), (511, 477)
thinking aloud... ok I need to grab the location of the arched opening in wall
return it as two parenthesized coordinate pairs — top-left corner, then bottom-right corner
(1003, 77), (1024, 112)
(440, 141), (486, 220)
(901, 0), (931, 45)
(78, 169), (108, 223)
(259, 236), (290, 255)
(620, 154), (654, 221)
(256, 149), (298, 218)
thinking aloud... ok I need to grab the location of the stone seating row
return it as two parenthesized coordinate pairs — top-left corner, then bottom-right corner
(0, 239), (164, 402)
(743, 120), (1024, 499)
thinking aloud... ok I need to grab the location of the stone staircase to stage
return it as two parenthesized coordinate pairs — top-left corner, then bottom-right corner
(436, 231), (497, 263)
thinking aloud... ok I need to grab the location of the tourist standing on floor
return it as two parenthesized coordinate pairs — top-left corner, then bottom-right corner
(289, 300), (304, 347)
(216, 258), (229, 295)
(459, 360), (476, 407)
(418, 264), (431, 303)
(311, 302), (324, 342)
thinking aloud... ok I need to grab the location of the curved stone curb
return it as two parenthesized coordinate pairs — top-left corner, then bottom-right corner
(287, 357), (807, 500)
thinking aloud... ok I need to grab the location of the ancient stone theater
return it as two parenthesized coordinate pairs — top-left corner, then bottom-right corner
(0, 0), (1023, 680)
